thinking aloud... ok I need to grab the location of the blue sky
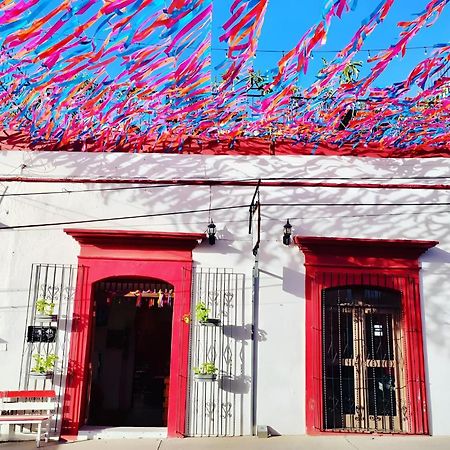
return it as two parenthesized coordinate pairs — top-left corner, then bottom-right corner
(1, 1), (448, 96)
(212, 0), (450, 89)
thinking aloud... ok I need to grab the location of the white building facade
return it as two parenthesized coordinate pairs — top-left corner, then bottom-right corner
(1, 150), (450, 438)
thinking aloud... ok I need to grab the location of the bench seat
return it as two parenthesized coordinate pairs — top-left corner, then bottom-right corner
(0, 415), (52, 422)
(0, 390), (56, 447)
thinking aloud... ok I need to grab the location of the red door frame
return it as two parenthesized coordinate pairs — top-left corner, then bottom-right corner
(293, 236), (438, 435)
(60, 229), (204, 439)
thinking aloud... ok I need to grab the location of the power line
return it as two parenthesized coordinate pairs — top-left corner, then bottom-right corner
(269, 208), (450, 221)
(5, 207), (450, 233)
(40, 29), (439, 56)
(2, 202), (450, 231)
(263, 202), (450, 207)
(0, 204), (249, 231)
(211, 45), (436, 55)
(0, 184), (176, 197)
(3, 176), (450, 197)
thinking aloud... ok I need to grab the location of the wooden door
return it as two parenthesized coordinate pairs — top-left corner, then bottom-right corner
(323, 287), (407, 432)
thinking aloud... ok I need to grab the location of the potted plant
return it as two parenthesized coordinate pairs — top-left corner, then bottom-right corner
(193, 362), (218, 381)
(30, 353), (58, 379)
(35, 298), (56, 321)
(195, 302), (220, 326)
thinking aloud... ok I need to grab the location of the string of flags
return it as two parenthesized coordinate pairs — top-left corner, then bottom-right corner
(0, 0), (449, 155)
(107, 289), (174, 308)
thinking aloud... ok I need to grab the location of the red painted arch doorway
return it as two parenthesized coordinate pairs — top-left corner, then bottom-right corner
(61, 229), (204, 439)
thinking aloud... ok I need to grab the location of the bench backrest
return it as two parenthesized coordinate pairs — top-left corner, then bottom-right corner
(0, 390), (56, 414)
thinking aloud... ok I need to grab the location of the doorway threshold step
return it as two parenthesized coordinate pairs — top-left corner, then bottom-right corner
(78, 426), (168, 440)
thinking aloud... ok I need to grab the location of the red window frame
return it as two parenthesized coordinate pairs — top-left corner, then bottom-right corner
(294, 236), (437, 435)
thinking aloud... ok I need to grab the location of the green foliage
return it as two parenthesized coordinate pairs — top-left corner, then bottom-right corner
(340, 61), (363, 84)
(248, 70), (273, 95)
(31, 353), (58, 374)
(195, 302), (210, 323)
(36, 298), (55, 316)
(193, 362), (218, 376)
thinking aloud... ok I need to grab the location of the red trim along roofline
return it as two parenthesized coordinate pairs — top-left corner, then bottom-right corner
(3, 177), (450, 191)
(1, 134), (449, 157)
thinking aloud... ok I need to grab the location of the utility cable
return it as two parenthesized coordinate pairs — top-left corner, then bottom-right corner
(0, 204), (249, 231)
(2, 176), (450, 198)
(2, 202), (450, 231)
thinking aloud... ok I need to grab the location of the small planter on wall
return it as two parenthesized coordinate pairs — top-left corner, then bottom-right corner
(193, 362), (218, 382)
(30, 353), (57, 380)
(30, 372), (53, 379)
(199, 318), (221, 326)
(196, 302), (220, 326)
(35, 298), (56, 322)
(194, 373), (217, 382)
(35, 314), (58, 322)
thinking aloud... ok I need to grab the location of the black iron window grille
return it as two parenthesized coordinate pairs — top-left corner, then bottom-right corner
(322, 286), (408, 433)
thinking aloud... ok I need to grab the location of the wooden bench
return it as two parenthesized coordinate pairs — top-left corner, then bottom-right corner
(0, 390), (56, 447)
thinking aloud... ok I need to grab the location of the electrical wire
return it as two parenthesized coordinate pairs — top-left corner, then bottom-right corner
(39, 30), (437, 56)
(2, 176), (450, 198)
(211, 45), (437, 55)
(265, 209), (450, 221)
(263, 202), (450, 207)
(0, 204), (249, 231)
(0, 184), (176, 197)
(2, 202), (450, 231)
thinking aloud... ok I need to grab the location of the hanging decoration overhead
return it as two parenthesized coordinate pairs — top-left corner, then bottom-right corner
(0, 0), (449, 155)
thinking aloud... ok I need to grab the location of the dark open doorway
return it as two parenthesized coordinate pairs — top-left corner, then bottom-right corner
(87, 277), (174, 427)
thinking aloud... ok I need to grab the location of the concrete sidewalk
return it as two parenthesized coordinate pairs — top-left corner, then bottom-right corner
(2, 435), (450, 450)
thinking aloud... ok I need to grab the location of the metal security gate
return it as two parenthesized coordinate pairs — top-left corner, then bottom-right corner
(322, 286), (407, 433)
(187, 268), (249, 437)
(19, 264), (84, 436)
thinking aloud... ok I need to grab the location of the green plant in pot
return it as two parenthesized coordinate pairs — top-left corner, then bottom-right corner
(193, 362), (218, 381)
(195, 302), (220, 326)
(35, 298), (55, 318)
(31, 353), (58, 378)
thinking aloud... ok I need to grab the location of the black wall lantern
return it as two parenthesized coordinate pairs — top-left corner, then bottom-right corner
(283, 219), (292, 246)
(207, 220), (216, 245)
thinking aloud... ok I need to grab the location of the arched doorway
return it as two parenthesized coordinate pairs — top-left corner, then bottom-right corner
(62, 229), (204, 439)
(87, 277), (174, 427)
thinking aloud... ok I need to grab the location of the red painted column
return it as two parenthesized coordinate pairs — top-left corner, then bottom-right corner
(61, 267), (93, 438)
(167, 264), (192, 437)
(304, 270), (316, 433)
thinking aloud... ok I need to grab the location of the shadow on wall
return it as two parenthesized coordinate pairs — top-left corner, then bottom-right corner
(198, 226), (242, 255)
(421, 247), (450, 264)
(220, 374), (251, 394)
(219, 324), (267, 396)
(282, 267), (305, 298)
(419, 247), (450, 358)
(5, 152), (450, 246)
(258, 267), (305, 299)
(222, 324), (267, 342)
(3, 152), (450, 363)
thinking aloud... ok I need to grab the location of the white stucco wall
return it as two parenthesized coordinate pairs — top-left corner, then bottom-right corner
(1, 150), (450, 436)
